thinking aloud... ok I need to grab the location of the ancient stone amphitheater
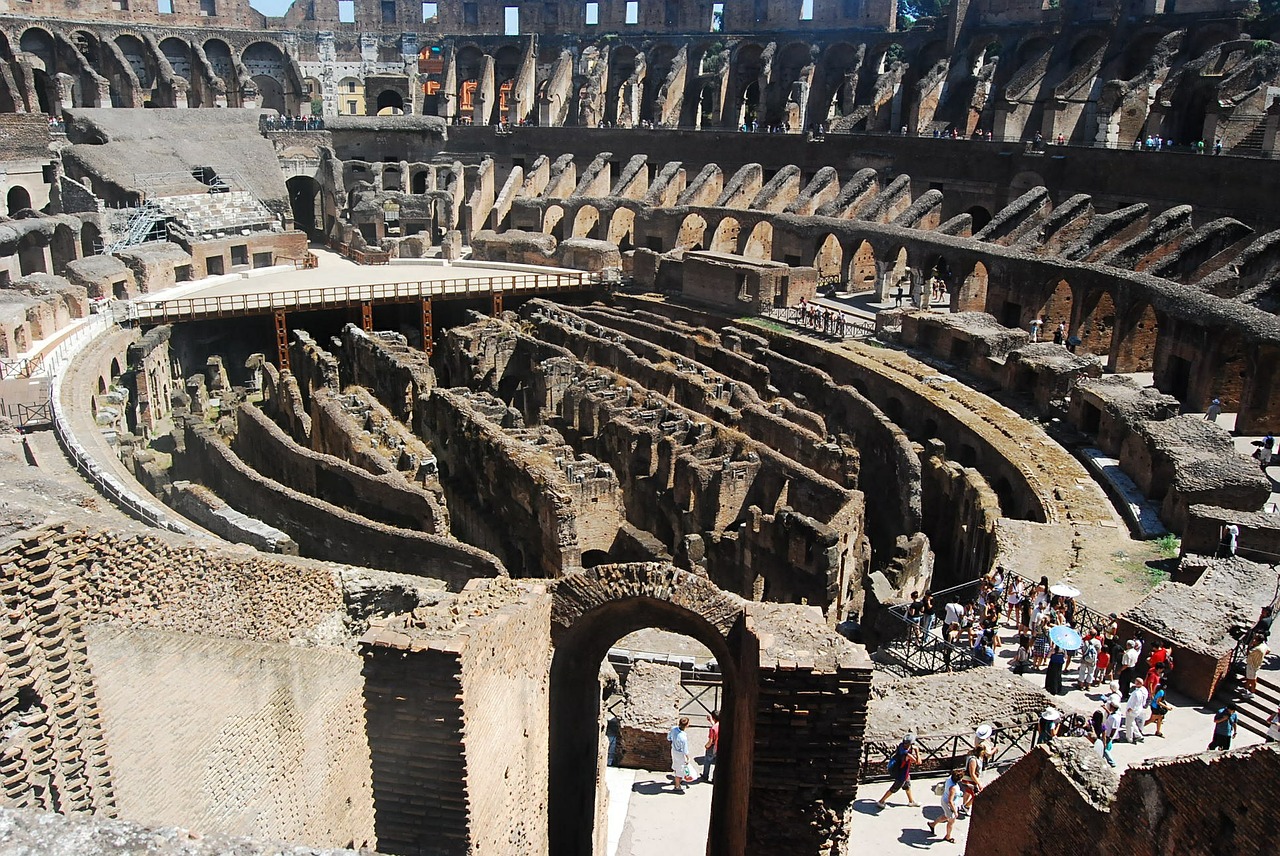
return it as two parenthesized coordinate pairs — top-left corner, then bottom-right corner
(2, 1), (1280, 855)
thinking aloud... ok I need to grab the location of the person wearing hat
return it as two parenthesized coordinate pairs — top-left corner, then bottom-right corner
(1036, 707), (1061, 746)
(960, 726), (992, 813)
(1205, 398), (1222, 422)
(876, 733), (921, 808)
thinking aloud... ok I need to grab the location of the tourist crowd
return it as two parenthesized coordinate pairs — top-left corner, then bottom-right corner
(263, 114), (326, 131)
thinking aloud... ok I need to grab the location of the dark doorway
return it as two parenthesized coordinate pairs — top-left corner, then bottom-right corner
(287, 175), (322, 238)
(7, 185), (31, 215)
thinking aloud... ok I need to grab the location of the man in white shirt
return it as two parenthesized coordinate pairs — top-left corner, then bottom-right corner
(944, 601), (964, 627)
(1125, 677), (1149, 743)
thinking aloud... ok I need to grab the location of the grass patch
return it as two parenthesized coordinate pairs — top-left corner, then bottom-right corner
(1154, 534), (1180, 559)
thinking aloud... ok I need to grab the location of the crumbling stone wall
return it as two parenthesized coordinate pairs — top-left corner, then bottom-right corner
(360, 579), (551, 856)
(177, 420), (503, 586)
(968, 740), (1280, 856)
(339, 325), (436, 424)
(614, 660), (683, 770)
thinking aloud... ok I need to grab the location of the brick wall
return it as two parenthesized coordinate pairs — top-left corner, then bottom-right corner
(87, 624), (375, 848)
(0, 114), (53, 161)
(360, 580), (550, 856)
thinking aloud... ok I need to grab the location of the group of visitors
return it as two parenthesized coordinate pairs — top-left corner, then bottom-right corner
(1027, 316), (1080, 349)
(876, 723), (996, 844)
(263, 114), (325, 131)
(791, 297), (858, 338)
(46, 115), (66, 134)
(1134, 135), (1223, 155)
(665, 711), (719, 794)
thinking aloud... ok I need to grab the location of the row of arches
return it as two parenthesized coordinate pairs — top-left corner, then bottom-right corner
(8, 26), (293, 113)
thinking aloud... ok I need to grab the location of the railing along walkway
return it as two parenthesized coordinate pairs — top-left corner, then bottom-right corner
(760, 304), (876, 340)
(860, 719), (1042, 781)
(126, 270), (602, 324)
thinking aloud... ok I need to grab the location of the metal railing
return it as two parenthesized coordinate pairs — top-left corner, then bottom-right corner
(759, 304), (876, 339)
(126, 271), (601, 324)
(607, 647), (723, 724)
(860, 719), (1042, 781)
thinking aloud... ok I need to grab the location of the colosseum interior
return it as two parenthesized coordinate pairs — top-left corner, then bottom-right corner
(1, 0), (1280, 854)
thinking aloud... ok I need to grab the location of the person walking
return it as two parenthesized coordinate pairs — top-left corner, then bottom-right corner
(1102, 695), (1123, 767)
(876, 733), (921, 808)
(1118, 640), (1140, 698)
(1220, 522), (1240, 558)
(1149, 680), (1172, 738)
(1245, 634), (1269, 697)
(1125, 677), (1150, 743)
(960, 726), (992, 813)
(702, 710), (720, 783)
(1208, 703), (1238, 750)
(667, 717), (694, 792)
(927, 768), (965, 843)
(1205, 398), (1222, 422)
(1029, 317), (1043, 342)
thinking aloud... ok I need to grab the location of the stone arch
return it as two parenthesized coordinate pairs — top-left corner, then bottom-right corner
(966, 205), (993, 233)
(848, 240), (877, 291)
(1074, 287), (1115, 359)
(878, 245), (910, 301)
(50, 223), (77, 272)
(19, 27), (56, 67)
(287, 175), (322, 238)
(710, 216), (740, 253)
(243, 42), (287, 111)
(549, 564), (753, 856)
(110, 357), (122, 378)
(1037, 278), (1074, 335)
(543, 204), (566, 242)
(741, 220), (772, 259)
(676, 213), (708, 250)
(605, 45), (638, 125)
(491, 43), (522, 124)
(7, 186), (31, 215)
(80, 221), (101, 257)
(1111, 300), (1159, 373)
(606, 207), (635, 250)
(375, 89), (404, 115)
(571, 205), (601, 240)
(203, 39), (238, 106)
(814, 234), (843, 283)
(955, 261), (989, 312)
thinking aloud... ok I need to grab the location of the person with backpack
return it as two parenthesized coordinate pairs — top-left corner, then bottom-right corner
(876, 733), (921, 808)
(1209, 703), (1238, 750)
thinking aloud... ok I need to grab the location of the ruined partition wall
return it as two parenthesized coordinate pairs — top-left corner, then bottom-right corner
(0, 521), (379, 849)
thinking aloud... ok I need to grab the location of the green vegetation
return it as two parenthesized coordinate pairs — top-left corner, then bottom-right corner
(1154, 534), (1180, 560)
(897, 0), (950, 26)
(1251, 39), (1276, 56)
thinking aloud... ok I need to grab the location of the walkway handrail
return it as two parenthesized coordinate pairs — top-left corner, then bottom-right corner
(860, 719), (1041, 781)
(127, 270), (602, 324)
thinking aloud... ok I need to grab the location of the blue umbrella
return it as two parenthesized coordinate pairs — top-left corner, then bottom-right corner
(1048, 625), (1083, 651)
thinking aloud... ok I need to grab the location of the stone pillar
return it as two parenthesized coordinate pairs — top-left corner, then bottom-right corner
(473, 53), (495, 125)
(1261, 99), (1280, 158)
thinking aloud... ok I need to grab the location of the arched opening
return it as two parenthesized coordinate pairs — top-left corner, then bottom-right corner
(640, 45), (678, 124)
(253, 75), (286, 113)
(848, 241), (877, 291)
(549, 567), (752, 856)
(572, 205), (601, 240)
(1112, 301), (1159, 373)
(966, 206), (993, 233)
(1037, 279), (1074, 337)
(287, 175), (322, 239)
(411, 171), (429, 195)
(814, 234), (843, 285)
(1075, 288), (1115, 360)
(605, 46), (638, 125)
(7, 186), (32, 215)
(768, 42), (811, 129)
(203, 39), (237, 106)
(243, 42), (287, 112)
(492, 44), (521, 124)
(110, 357), (122, 378)
(80, 222), (101, 256)
(607, 208), (635, 250)
(97, 376), (107, 395)
(159, 37), (198, 106)
(816, 42), (859, 122)
(731, 43), (764, 129)
(543, 205), (566, 242)
(955, 261), (989, 312)
(710, 217), (740, 254)
(879, 246), (910, 302)
(455, 45), (484, 123)
(741, 221), (772, 259)
(375, 89), (404, 115)
(50, 224), (77, 271)
(676, 213), (708, 250)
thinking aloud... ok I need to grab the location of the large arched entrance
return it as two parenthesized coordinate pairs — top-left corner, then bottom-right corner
(550, 565), (751, 856)
(549, 564), (867, 856)
(7, 186), (31, 215)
